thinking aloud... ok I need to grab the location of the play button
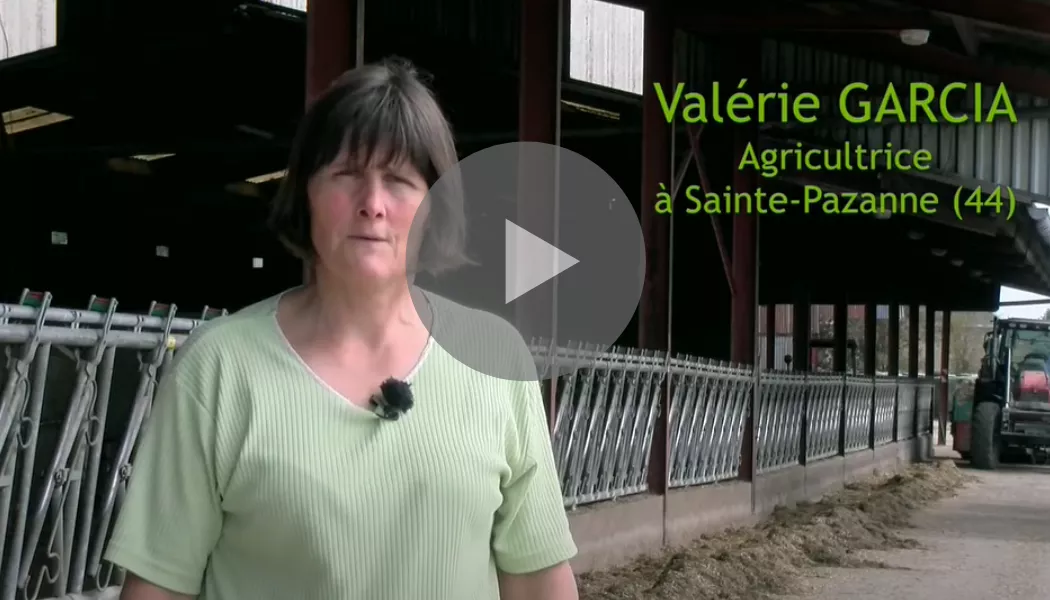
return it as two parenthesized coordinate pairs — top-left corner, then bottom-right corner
(409, 141), (646, 382)
(505, 220), (579, 303)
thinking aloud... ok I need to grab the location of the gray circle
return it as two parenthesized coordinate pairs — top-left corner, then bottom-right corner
(409, 141), (646, 382)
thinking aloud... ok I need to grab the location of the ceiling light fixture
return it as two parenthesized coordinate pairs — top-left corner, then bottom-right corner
(245, 170), (287, 184)
(2, 106), (73, 135)
(899, 29), (930, 46)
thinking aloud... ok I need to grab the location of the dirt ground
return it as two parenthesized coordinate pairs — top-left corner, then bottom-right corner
(577, 456), (972, 600)
(576, 433), (1050, 600)
(787, 456), (1050, 600)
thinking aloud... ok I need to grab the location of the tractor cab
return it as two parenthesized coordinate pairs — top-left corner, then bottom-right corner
(964, 317), (1050, 469)
(994, 320), (1050, 408)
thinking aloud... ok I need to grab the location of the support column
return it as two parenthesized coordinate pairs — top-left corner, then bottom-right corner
(834, 301), (848, 454)
(833, 302), (847, 372)
(792, 292), (810, 466)
(888, 302), (900, 440)
(306, 0), (364, 105)
(765, 305), (776, 369)
(729, 40), (759, 366)
(519, 0), (560, 145)
(925, 306), (937, 439)
(908, 304), (920, 378)
(728, 39), (759, 487)
(305, 0), (363, 284)
(638, 0), (672, 352)
(925, 307), (936, 377)
(641, 0), (673, 499)
(863, 303), (877, 375)
(865, 302), (878, 449)
(518, 0), (562, 431)
(939, 311), (952, 445)
(730, 192), (757, 364)
(792, 296), (810, 372)
(888, 303), (900, 377)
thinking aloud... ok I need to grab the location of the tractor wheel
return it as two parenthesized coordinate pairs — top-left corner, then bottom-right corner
(970, 401), (1001, 470)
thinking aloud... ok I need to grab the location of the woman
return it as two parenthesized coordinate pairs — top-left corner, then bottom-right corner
(107, 58), (579, 600)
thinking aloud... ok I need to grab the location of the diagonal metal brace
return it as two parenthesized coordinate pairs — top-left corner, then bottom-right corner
(670, 123), (735, 297)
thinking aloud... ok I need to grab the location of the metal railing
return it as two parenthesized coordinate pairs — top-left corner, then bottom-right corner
(0, 292), (224, 600)
(0, 293), (935, 600)
(666, 360), (752, 488)
(548, 347), (664, 509)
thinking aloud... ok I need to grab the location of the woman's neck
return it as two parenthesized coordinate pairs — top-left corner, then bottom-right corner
(304, 268), (421, 350)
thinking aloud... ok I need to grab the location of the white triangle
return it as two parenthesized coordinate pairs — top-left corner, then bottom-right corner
(505, 220), (580, 303)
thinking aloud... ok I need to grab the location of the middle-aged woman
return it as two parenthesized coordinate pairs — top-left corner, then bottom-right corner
(105, 58), (580, 600)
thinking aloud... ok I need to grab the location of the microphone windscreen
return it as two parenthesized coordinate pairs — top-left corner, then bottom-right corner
(379, 378), (414, 412)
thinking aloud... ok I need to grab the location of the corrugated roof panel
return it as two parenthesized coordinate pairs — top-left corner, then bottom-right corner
(760, 39), (1050, 200)
(568, 0), (644, 95)
(259, 0), (644, 98)
(678, 34), (1050, 201)
(0, 0), (57, 60)
(259, 0), (307, 12)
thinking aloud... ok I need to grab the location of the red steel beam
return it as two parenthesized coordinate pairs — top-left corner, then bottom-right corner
(903, 0), (1050, 36)
(305, 0), (362, 106)
(519, 0), (559, 145)
(304, 0), (362, 283)
(641, 0), (673, 499)
(730, 54), (759, 490)
(638, 2), (672, 353)
(730, 138), (757, 366)
(518, 0), (562, 431)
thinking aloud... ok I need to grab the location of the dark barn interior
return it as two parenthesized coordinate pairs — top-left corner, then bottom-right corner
(1, 0), (648, 328)
(6, 2), (1050, 597)
(5, 0), (1050, 361)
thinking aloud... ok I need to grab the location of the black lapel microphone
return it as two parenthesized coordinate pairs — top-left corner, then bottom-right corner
(370, 378), (414, 421)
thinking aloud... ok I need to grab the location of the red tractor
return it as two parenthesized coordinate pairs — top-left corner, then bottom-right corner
(960, 317), (1050, 469)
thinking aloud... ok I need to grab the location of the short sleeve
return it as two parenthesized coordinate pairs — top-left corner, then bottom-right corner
(103, 368), (223, 595)
(491, 378), (578, 574)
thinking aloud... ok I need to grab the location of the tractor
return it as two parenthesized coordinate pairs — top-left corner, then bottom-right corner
(957, 317), (1050, 469)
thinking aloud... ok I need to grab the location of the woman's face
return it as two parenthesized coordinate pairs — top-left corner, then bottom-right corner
(307, 148), (430, 284)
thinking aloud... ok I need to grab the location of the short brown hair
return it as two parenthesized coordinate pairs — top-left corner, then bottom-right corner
(268, 57), (468, 274)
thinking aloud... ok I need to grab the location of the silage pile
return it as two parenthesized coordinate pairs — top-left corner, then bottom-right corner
(578, 461), (973, 600)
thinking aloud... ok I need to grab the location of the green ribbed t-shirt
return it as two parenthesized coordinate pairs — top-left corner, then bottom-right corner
(104, 292), (577, 599)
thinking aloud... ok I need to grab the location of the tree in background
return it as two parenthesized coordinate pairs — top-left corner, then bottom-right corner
(760, 305), (992, 374)
(948, 311), (992, 375)
(889, 308), (990, 376)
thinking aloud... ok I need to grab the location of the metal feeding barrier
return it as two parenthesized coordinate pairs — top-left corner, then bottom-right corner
(0, 291), (226, 600)
(0, 290), (933, 599)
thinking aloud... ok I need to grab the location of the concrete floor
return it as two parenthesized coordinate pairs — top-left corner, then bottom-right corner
(788, 443), (1050, 600)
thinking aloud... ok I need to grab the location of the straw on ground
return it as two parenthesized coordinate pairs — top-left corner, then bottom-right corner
(578, 461), (973, 600)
